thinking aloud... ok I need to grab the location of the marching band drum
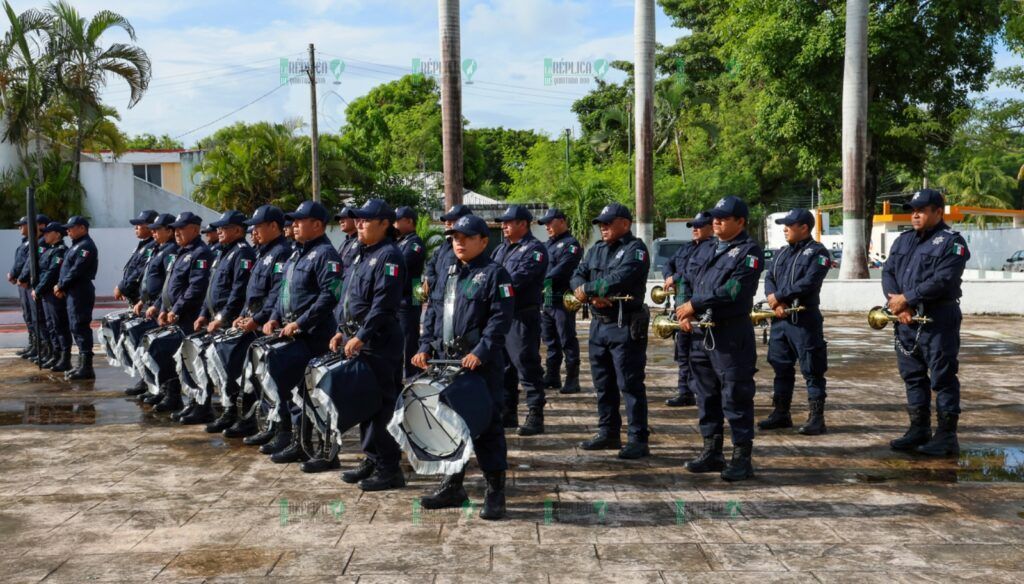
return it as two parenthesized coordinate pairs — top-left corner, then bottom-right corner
(298, 352), (378, 462)
(98, 308), (134, 368)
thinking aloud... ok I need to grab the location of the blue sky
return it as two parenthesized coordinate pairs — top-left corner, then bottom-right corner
(10, 0), (1022, 146)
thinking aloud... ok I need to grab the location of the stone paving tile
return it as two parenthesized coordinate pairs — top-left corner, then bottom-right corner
(661, 573), (818, 584)
(0, 554), (67, 584)
(595, 542), (712, 571)
(41, 552), (176, 583)
(345, 543), (491, 574)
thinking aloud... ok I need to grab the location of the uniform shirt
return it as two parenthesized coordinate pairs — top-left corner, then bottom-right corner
(271, 234), (341, 338)
(569, 232), (650, 318)
(397, 232), (426, 306)
(419, 254), (514, 364)
(677, 239), (716, 303)
(338, 237), (405, 344)
(118, 238), (157, 302)
(425, 239), (457, 302)
(491, 232), (548, 311)
(155, 237), (213, 317)
(764, 237), (831, 308)
(11, 236), (29, 280)
(140, 241), (179, 305)
(17, 237), (47, 284)
(882, 220), (969, 307)
(544, 231), (583, 302)
(244, 235), (291, 326)
(663, 239), (706, 284)
(34, 240), (68, 296)
(57, 234), (98, 292)
(200, 239), (256, 323)
(687, 231), (764, 321)
(337, 232), (360, 279)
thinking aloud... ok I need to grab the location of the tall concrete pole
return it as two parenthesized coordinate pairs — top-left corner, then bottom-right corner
(439, 0), (464, 210)
(839, 0), (869, 279)
(634, 0), (655, 252)
(308, 43), (321, 202)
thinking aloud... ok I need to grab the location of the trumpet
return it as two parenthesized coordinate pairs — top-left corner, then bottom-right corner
(650, 285), (674, 305)
(562, 292), (635, 313)
(651, 313), (714, 339)
(867, 306), (933, 330)
(750, 305), (806, 325)
(412, 280), (426, 304)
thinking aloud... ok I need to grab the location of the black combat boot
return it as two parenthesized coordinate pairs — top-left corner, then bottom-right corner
(916, 412), (959, 456)
(153, 381), (183, 413)
(142, 386), (165, 405)
(17, 333), (34, 358)
(124, 378), (148, 396)
(238, 422), (270, 443)
(517, 407), (544, 436)
(259, 426), (292, 455)
(41, 349), (60, 369)
(31, 344), (50, 366)
(207, 404), (238, 433)
(420, 470), (468, 509)
(685, 434), (726, 473)
(665, 393), (696, 407)
(757, 395), (793, 430)
(478, 471), (506, 520)
(542, 369), (561, 390)
(720, 441), (754, 482)
(50, 351), (72, 373)
(358, 465), (406, 491)
(890, 406), (932, 451)
(579, 430), (622, 451)
(618, 440), (650, 460)
(798, 398), (827, 436)
(170, 400), (194, 421)
(270, 430), (309, 464)
(179, 397), (216, 425)
(341, 458), (376, 484)
(300, 456), (340, 473)
(560, 363), (581, 394)
(65, 353), (95, 381)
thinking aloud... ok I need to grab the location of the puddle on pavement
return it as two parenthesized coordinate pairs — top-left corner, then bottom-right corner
(957, 445), (1024, 483)
(0, 397), (143, 427)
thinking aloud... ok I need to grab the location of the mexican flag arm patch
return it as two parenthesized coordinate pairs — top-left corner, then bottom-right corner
(744, 255), (760, 269)
(384, 263), (399, 277)
(499, 283), (515, 298)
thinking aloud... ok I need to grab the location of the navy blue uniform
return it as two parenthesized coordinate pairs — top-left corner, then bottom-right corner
(763, 238), (831, 402)
(419, 254), (514, 472)
(425, 240), (457, 304)
(541, 231), (583, 384)
(17, 236), (46, 330)
(57, 235), (98, 354)
(118, 238), (157, 304)
(337, 232), (360, 277)
(36, 240), (71, 352)
(684, 232), (764, 445)
(199, 239), (255, 325)
(882, 221), (969, 414)
(11, 236), (34, 329)
(662, 239), (709, 399)
(155, 238), (213, 335)
(339, 238), (406, 471)
(570, 233), (651, 442)
(397, 232), (427, 378)
(492, 232), (549, 412)
(243, 236), (291, 326)
(140, 242), (178, 307)
(270, 234), (342, 427)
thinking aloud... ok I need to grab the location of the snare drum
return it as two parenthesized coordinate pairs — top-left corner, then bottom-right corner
(176, 332), (213, 405)
(141, 325), (184, 395)
(98, 309), (133, 367)
(387, 367), (493, 475)
(301, 353), (379, 446)
(244, 335), (310, 423)
(205, 328), (257, 406)
(120, 317), (158, 381)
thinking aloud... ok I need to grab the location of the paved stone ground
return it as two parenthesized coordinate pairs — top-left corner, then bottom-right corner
(1, 313), (1023, 583)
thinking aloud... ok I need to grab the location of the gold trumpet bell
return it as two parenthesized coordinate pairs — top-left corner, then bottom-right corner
(650, 285), (672, 305)
(651, 314), (680, 339)
(563, 292), (583, 312)
(868, 306), (893, 330)
(750, 309), (776, 326)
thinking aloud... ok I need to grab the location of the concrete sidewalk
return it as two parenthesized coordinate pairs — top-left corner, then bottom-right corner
(1, 313), (1022, 582)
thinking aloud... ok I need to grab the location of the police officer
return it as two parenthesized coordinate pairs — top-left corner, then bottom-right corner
(326, 199), (407, 489)
(570, 203), (652, 459)
(202, 224), (220, 251)
(55, 216), (99, 381)
(262, 201), (342, 463)
(146, 212), (214, 412)
(15, 214), (51, 362)
(492, 205), (549, 435)
(127, 213), (179, 398)
(181, 210), (256, 426)
(675, 196), (764, 481)
(538, 208), (583, 395)
(412, 214), (514, 520)
(224, 205), (293, 441)
(882, 189), (969, 456)
(395, 206), (426, 379)
(661, 211), (714, 407)
(335, 206), (360, 276)
(284, 219), (297, 250)
(760, 209), (831, 435)
(33, 222), (72, 372)
(423, 204), (472, 305)
(117, 210), (159, 306)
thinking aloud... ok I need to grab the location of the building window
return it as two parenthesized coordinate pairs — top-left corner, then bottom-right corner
(133, 164), (162, 188)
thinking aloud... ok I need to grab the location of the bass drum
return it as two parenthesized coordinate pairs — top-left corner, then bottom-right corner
(142, 325), (184, 396)
(244, 334), (309, 425)
(299, 353), (380, 462)
(120, 317), (158, 387)
(387, 367), (492, 476)
(177, 332), (213, 405)
(98, 309), (133, 367)
(205, 328), (257, 407)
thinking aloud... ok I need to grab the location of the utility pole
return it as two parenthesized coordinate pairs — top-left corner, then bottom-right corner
(839, 0), (869, 279)
(308, 43), (321, 202)
(634, 0), (655, 252)
(439, 0), (464, 210)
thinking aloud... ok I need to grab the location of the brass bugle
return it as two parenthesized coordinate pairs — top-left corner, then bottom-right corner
(750, 305), (806, 325)
(867, 306), (933, 330)
(650, 285), (674, 305)
(651, 313), (714, 338)
(563, 292), (635, 313)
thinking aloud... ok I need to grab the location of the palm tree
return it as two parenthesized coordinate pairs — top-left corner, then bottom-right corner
(940, 159), (1018, 225)
(438, 0), (463, 209)
(634, 0), (655, 251)
(47, 0), (150, 183)
(839, 0), (869, 279)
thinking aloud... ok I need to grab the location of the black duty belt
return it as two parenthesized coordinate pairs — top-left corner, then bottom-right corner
(594, 309), (643, 325)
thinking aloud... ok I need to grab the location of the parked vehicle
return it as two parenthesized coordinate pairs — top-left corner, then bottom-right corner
(1003, 250), (1024, 272)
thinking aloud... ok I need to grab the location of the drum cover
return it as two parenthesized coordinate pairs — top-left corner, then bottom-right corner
(205, 329), (257, 406)
(387, 368), (492, 475)
(142, 326), (184, 395)
(248, 337), (310, 423)
(176, 332), (212, 404)
(296, 354), (380, 446)
(120, 318), (158, 382)
(98, 309), (132, 366)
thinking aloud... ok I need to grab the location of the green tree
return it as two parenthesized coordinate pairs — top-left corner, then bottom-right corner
(125, 132), (182, 150)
